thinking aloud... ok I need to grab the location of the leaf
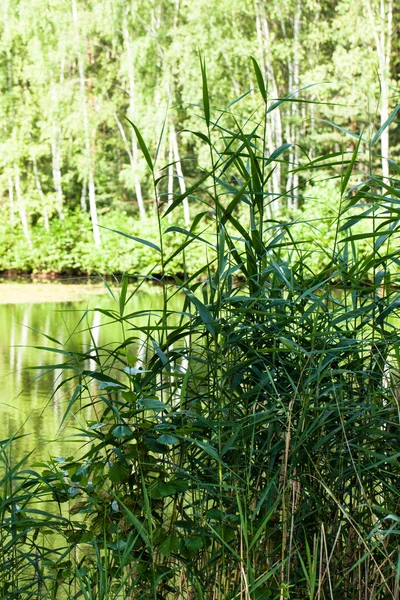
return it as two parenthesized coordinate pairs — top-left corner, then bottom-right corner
(119, 273), (128, 317)
(82, 371), (126, 386)
(151, 337), (168, 365)
(267, 142), (291, 164)
(159, 481), (178, 497)
(124, 367), (151, 376)
(158, 434), (179, 446)
(138, 397), (166, 412)
(342, 184), (371, 213)
(112, 425), (133, 439)
(181, 129), (210, 145)
(114, 495), (152, 550)
(371, 103), (400, 146)
(200, 54), (210, 127)
(267, 83), (319, 113)
(250, 56), (267, 103)
(163, 170), (210, 218)
(207, 508), (224, 521)
(220, 179), (250, 230)
(125, 117), (154, 171)
(108, 461), (130, 484)
(227, 88), (254, 108)
(99, 381), (124, 390)
(341, 135), (362, 195)
(99, 225), (161, 253)
(159, 533), (180, 556)
(322, 119), (367, 142)
(60, 384), (82, 429)
(71, 463), (90, 483)
(183, 290), (216, 338)
(164, 226), (213, 248)
(184, 535), (203, 552)
(338, 204), (375, 232)
(144, 437), (169, 453)
(191, 439), (220, 461)
(121, 391), (137, 404)
(376, 301), (400, 325)
(169, 479), (189, 493)
(148, 479), (164, 499)
(214, 525), (236, 542)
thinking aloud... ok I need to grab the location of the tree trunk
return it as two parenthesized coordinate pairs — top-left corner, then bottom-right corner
(381, 0), (392, 182)
(167, 132), (174, 222)
(3, 0), (13, 88)
(51, 131), (64, 219)
(72, 0), (101, 246)
(50, 67), (64, 219)
(14, 165), (31, 246)
(114, 109), (146, 220)
(123, 21), (146, 219)
(255, 1), (283, 213)
(365, 0), (393, 181)
(8, 176), (15, 224)
(291, 0), (301, 209)
(80, 177), (87, 212)
(32, 154), (50, 231)
(170, 123), (190, 226)
(87, 169), (100, 246)
(259, 4), (283, 187)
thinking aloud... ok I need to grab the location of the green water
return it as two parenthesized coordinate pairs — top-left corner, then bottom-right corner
(0, 285), (165, 463)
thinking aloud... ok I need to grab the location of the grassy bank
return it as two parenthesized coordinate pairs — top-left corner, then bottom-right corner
(2, 64), (400, 599)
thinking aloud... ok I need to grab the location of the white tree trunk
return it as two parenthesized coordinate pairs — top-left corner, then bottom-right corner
(132, 137), (145, 218)
(255, 1), (283, 214)
(382, 0), (392, 182)
(50, 72), (64, 219)
(72, 0), (101, 246)
(3, 0), (12, 88)
(32, 155), (50, 231)
(365, 0), (393, 181)
(80, 177), (87, 212)
(88, 170), (100, 246)
(167, 133), (174, 222)
(51, 132), (64, 219)
(170, 123), (190, 226)
(291, 0), (301, 209)
(14, 165), (31, 246)
(114, 109), (146, 220)
(123, 22), (146, 219)
(8, 175), (15, 224)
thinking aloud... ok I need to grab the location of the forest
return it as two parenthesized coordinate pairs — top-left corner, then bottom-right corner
(0, 0), (397, 275)
(1, 1), (400, 599)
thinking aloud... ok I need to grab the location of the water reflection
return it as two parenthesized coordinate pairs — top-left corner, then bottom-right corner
(0, 287), (166, 463)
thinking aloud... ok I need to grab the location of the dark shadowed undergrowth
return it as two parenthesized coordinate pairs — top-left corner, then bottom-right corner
(1, 61), (400, 600)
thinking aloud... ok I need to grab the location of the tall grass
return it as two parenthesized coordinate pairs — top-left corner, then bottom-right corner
(2, 60), (400, 599)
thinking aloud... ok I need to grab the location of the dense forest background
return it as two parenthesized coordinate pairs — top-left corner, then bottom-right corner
(0, 0), (397, 275)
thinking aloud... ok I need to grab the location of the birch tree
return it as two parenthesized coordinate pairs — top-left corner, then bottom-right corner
(254, 0), (283, 206)
(364, 0), (393, 181)
(122, 15), (146, 219)
(72, 0), (101, 246)
(14, 164), (31, 247)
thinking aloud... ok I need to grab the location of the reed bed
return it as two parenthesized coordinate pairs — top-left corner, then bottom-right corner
(1, 60), (400, 599)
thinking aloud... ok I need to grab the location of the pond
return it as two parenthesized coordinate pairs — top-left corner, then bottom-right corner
(0, 282), (165, 464)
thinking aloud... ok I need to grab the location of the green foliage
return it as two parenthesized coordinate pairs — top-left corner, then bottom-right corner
(2, 66), (400, 600)
(0, 0), (397, 260)
(0, 209), (205, 276)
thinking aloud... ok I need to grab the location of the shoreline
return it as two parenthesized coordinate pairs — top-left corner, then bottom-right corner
(0, 282), (111, 305)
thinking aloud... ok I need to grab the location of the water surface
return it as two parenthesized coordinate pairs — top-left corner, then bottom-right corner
(0, 283), (164, 463)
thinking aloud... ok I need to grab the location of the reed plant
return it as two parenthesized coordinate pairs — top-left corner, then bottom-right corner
(2, 59), (400, 599)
